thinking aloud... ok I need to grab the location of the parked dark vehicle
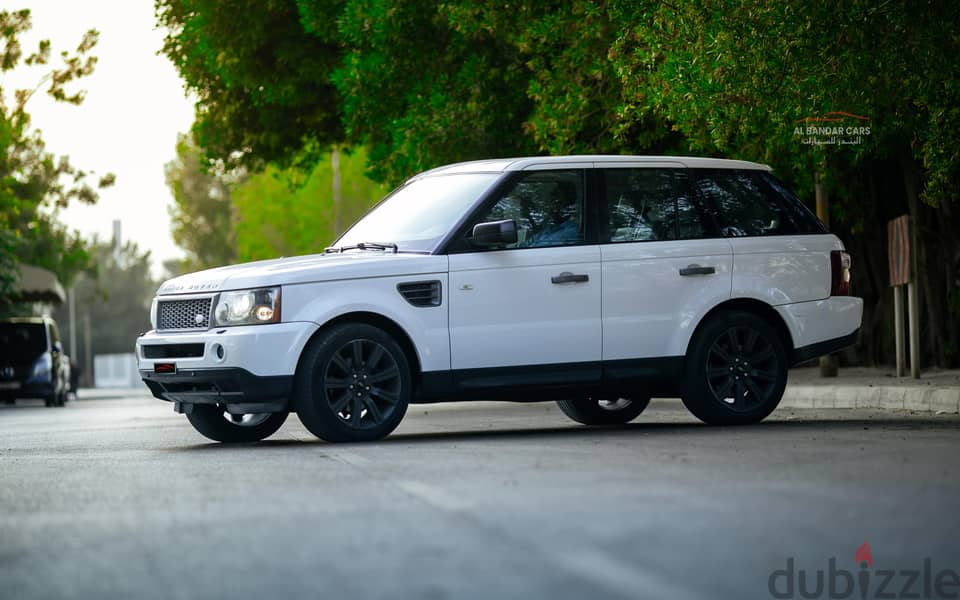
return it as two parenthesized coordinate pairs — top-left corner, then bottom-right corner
(0, 317), (70, 407)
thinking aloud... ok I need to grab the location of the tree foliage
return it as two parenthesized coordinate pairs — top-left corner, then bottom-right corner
(156, 0), (344, 171)
(52, 240), (156, 372)
(232, 148), (385, 260)
(164, 134), (237, 271)
(0, 8), (114, 311)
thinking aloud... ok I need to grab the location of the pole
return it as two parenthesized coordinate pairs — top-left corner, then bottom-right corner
(894, 285), (905, 377)
(332, 146), (342, 237)
(68, 287), (77, 359)
(815, 171), (838, 377)
(908, 281), (920, 379)
(83, 312), (93, 388)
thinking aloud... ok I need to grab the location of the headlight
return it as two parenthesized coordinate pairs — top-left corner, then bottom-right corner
(150, 297), (158, 330)
(31, 352), (52, 381)
(212, 287), (281, 326)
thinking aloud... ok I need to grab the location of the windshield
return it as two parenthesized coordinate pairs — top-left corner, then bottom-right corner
(335, 173), (500, 253)
(0, 323), (47, 364)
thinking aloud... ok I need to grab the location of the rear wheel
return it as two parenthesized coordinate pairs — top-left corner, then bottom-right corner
(295, 323), (410, 443)
(185, 405), (288, 442)
(557, 396), (651, 425)
(681, 311), (788, 425)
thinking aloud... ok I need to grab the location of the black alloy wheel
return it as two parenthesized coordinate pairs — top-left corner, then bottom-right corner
(322, 338), (403, 431)
(681, 311), (788, 425)
(185, 405), (289, 442)
(295, 323), (411, 443)
(556, 396), (651, 425)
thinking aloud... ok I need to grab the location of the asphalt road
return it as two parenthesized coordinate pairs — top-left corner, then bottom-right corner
(2, 394), (959, 600)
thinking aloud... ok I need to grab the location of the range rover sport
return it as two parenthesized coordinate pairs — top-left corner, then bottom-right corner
(137, 156), (862, 443)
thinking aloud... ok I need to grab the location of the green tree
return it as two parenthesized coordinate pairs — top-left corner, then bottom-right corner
(155, 0), (345, 171)
(164, 133), (237, 270)
(0, 8), (113, 312)
(232, 148), (385, 260)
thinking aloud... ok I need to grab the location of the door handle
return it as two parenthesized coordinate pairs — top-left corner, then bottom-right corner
(551, 272), (589, 284)
(678, 264), (716, 276)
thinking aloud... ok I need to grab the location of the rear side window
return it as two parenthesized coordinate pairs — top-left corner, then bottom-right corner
(603, 168), (705, 242)
(694, 169), (824, 237)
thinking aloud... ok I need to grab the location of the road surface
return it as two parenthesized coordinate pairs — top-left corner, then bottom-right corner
(2, 394), (959, 599)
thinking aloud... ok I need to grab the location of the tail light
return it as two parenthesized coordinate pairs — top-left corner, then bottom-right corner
(830, 250), (851, 296)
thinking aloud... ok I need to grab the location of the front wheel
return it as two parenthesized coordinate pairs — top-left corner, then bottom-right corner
(186, 405), (288, 442)
(680, 311), (788, 425)
(556, 396), (651, 425)
(294, 323), (411, 443)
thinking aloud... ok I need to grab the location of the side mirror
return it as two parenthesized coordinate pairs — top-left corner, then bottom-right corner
(52, 341), (63, 354)
(470, 219), (518, 247)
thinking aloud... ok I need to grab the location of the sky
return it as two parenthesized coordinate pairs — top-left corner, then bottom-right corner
(2, 0), (194, 276)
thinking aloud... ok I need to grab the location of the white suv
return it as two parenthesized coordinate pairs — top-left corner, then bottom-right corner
(138, 156), (862, 443)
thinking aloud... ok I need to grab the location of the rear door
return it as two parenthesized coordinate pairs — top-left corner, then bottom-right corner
(600, 165), (733, 366)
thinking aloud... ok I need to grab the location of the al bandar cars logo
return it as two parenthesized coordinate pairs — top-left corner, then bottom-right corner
(793, 111), (871, 146)
(768, 541), (960, 599)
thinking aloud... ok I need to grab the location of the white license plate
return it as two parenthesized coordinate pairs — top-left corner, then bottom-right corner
(0, 381), (21, 390)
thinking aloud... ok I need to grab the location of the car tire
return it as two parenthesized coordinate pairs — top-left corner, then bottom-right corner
(556, 396), (651, 425)
(294, 323), (411, 443)
(186, 405), (288, 443)
(680, 310), (788, 425)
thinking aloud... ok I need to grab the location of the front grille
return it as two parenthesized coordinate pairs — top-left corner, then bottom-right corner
(142, 343), (205, 359)
(157, 297), (213, 331)
(397, 280), (442, 307)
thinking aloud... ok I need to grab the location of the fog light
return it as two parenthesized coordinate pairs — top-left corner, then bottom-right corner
(213, 343), (225, 361)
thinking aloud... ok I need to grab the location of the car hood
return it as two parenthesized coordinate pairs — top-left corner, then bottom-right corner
(156, 252), (448, 295)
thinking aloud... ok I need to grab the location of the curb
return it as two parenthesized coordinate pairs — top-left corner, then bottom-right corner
(780, 385), (960, 413)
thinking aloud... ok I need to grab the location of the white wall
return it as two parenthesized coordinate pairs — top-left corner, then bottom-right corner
(93, 353), (141, 388)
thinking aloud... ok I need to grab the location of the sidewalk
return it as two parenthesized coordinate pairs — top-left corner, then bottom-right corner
(782, 367), (960, 413)
(76, 386), (152, 401)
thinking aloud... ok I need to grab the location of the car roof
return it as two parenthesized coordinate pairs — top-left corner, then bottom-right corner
(415, 155), (772, 178)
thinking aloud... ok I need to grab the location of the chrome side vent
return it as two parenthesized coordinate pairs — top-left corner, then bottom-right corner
(397, 280), (442, 307)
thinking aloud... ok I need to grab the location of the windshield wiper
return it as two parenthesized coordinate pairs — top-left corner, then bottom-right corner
(324, 241), (399, 254)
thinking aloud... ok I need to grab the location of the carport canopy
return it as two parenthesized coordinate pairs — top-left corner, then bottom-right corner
(13, 264), (66, 304)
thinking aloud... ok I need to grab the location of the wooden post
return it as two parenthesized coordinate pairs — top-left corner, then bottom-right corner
(815, 171), (838, 377)
(888, 215), (914, 378)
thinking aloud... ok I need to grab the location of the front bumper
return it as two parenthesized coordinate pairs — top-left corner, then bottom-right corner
(140, 367), (293, 412)
(136, 321), (318, 411)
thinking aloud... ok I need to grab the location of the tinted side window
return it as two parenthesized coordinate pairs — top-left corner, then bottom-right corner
(476, 170), (585, 249)
(760, 173), (826, 234)
(603, 168), (706, 242)
(694, 169), (823, 237)
(605, 169), (677, 242)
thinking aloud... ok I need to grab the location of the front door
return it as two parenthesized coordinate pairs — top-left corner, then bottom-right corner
(448, 169), (602, 388)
